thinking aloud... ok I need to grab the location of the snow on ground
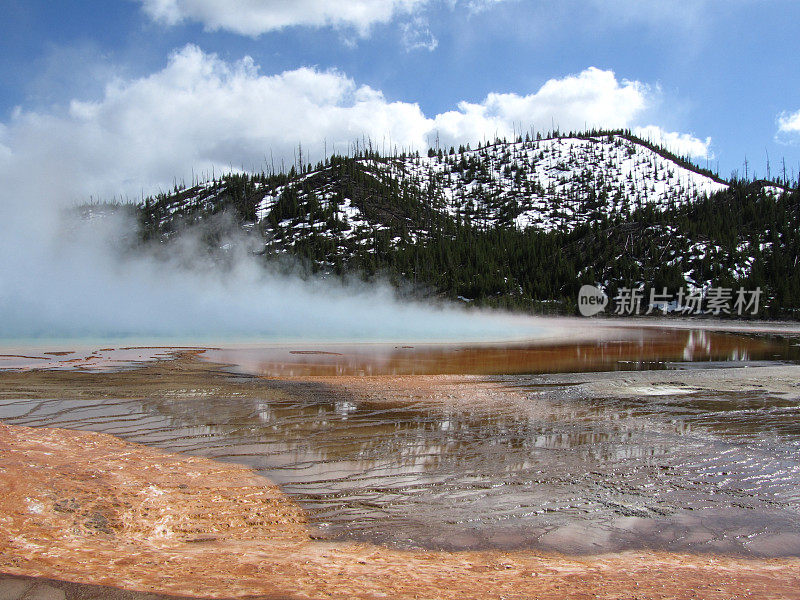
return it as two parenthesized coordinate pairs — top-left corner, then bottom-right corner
(370, 135), (727, 232)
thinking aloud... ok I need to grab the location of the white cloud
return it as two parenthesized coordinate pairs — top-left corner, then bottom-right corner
(464, 0), (513, 13)
(400, 16), (438, 51)
(137, 0), (724, 40)
(0, 45), (432, 201)
(633, 125), (711, 159)
(139, 0), (431, 36)
(430, 67), (648, 145)
(137, 0), (522, 38)
(428, 67), (710, 158)
(0, 47), (710, 204)
(778, 109), (800, 134)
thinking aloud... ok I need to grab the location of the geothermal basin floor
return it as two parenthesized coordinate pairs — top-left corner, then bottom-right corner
(1, 332), (800, 599)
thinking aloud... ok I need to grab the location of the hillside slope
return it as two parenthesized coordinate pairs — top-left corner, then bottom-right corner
(103, 131), (799, 317)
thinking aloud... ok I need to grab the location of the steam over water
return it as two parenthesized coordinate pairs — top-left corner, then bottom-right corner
(0, 175), (541, 343)
(0, 208), (540, 341)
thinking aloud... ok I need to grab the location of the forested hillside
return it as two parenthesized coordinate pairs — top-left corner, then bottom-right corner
(98, 130), (798, 318)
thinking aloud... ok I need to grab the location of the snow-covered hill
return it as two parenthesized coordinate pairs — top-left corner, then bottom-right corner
(378, 134), (728, 231)
(234, 133), (730, 238)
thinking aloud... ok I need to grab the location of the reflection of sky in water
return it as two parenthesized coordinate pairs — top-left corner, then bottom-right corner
(3, 367), (800, 556)
(0, 346), (197, 371)
(199, 329), (796, 377)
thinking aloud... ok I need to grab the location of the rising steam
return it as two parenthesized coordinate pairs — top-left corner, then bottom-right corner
(0, 168), (543, 343)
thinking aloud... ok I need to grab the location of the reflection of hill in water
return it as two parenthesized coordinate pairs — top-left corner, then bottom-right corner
(201, 329), (793, 377)
(142, 380), (667, 471)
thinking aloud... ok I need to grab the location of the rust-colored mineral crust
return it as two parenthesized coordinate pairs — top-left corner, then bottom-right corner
(2, 421), (800, 600)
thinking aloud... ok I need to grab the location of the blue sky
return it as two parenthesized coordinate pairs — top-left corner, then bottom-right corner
(1, 0), (799, 193)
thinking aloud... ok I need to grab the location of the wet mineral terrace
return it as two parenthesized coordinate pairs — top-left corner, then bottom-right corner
(2, 327), (800, 558)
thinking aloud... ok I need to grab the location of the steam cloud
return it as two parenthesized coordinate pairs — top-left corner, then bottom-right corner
(0, 187), (540, 342)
